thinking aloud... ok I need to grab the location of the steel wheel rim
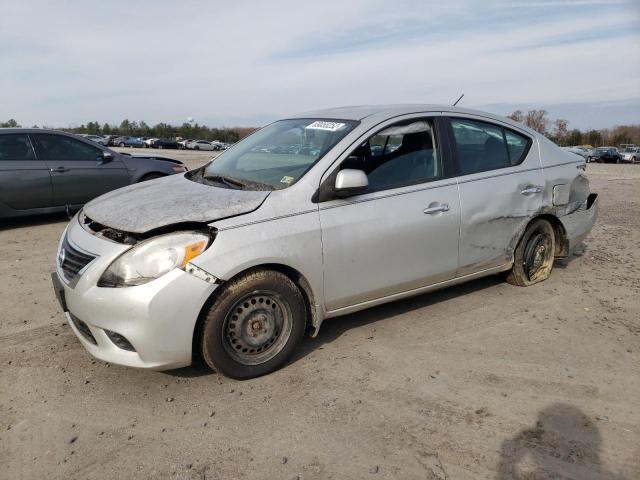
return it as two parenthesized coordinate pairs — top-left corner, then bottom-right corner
(523, 231), (552, 281)
(222, 290), (293, 365)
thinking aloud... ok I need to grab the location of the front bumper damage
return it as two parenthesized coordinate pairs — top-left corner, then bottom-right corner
(52, 216), (219, 370)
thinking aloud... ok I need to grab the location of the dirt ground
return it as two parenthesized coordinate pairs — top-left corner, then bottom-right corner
(1, 159), (639, 480)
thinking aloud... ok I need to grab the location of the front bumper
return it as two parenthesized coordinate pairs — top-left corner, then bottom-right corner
(559, 193), (598, 253)
(53, 216), (218, 370)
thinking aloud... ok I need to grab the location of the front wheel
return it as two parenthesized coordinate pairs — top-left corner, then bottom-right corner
(506, 219), (556, 287)
(200, 270), (306, 379)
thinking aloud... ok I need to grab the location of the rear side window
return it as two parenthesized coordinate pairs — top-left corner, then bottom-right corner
(0, 134), (36, 161)
(34, 134), (102, 161)
(451, 118), (530, 175)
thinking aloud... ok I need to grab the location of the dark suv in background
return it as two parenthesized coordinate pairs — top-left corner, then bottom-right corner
(592, 147), (622, 163)
(0, 129), (187, 219)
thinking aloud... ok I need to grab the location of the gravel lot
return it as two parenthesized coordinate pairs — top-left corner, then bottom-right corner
(1, 160), (639, 480)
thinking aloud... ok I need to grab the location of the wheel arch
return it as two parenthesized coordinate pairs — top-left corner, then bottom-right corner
(523, 213), (568, 258)
(136, 172), (167, 182)
(191, 263), (320, 365)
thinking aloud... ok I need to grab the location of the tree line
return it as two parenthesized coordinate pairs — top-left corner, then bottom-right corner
(0, 118), (258, 143)
(506, 110), (640, 147)
(2, 113), (639, 147)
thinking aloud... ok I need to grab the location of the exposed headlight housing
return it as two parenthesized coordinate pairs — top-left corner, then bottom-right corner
(98, 231), (211, 287)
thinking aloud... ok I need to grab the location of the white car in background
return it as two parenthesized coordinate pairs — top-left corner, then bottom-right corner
(143, 138), (158, 148)
(188, 140), (216, 151)
(621, 147), (639, 163)
(79, 134), (108, 146)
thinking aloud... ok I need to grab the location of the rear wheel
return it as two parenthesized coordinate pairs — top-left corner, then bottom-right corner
(506, 219), (556, 287)
(119, 142), (125, 147)
(200, 270), (306, 379)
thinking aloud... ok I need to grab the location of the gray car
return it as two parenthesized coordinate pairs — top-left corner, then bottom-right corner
(0, 128), (187, 219)
(52, 105), (598, 379)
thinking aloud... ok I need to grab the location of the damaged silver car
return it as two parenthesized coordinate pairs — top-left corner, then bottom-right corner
(52, 105), (598, 379)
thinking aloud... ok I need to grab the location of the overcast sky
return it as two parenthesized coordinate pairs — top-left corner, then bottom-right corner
(1, 0), (639, 130)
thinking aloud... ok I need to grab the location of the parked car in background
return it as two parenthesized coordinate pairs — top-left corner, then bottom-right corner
(79, 134), (108, 146)
(104, 135), (119, 146)
(114, 136), (144, 148)
(178, 139), (192, 149)
(620, 146), (639, 163)
(187, 140), (216, 151)
(592, 147), (622, 163)
(0, 129), (187, 219)
(151, 138), (179, 149)
(51, 105), (597, 379)
(143, 138), (158, 148)
(572, 146), (593, 161)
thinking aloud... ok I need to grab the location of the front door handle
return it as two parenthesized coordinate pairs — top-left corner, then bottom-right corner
(423, 202), (450, 215)
(50, 166), (70, 173)
(521, 186), (543, 195)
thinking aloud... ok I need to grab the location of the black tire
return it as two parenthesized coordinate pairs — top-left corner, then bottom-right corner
(195, 146), (200, 150)
(506, 219), (556, 287)
(199, 270), (306, 379)
(119, 142), (125, 147)
(139, 173), (165, 182)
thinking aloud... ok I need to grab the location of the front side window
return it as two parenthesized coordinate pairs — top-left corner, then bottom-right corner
(196, 118), (357, 190)
(0, 134), (36, 161)
(340, 119), (442, 192)
(35, 134), (102, 161)
(451, 118), (530, 175)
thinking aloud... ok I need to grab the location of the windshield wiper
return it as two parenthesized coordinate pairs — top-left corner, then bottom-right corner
(203, 174), (274, 191)
(203, 174), (245, 189)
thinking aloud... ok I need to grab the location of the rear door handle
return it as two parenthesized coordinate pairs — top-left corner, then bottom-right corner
(521, 186), (542, 195)
(423, 202), (450, 215)
(50, 166), (70, 173)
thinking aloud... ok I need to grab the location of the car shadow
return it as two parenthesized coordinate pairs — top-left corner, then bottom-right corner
(291, 274), (504, 363)
(497, 402), (627, 479)
(165, 274), (506, 379)
(0, 211), (70, 231)
(554, 244), (588, 269)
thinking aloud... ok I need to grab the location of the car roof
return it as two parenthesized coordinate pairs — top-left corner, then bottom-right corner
(0, 127), (74, 135)
(287, 104), (537, 135)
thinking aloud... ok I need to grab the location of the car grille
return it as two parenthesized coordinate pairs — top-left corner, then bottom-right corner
(59, 236), (96, 283)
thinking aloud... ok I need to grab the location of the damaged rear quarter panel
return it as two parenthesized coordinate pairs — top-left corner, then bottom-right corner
(456, 137), (544, 277)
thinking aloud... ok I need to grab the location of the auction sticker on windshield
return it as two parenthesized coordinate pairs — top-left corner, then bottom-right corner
(306, 121), (346, 132)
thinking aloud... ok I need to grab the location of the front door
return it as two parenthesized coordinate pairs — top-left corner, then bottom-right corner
(319, 117), (460, 311)
(0, 133), (52, 210)
(32, 133), (130, 206)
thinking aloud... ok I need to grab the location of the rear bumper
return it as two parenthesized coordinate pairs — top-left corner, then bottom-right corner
(559, 193), (598, 253)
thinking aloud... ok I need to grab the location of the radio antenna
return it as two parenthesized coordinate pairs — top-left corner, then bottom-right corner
(453, 93), (464, 106)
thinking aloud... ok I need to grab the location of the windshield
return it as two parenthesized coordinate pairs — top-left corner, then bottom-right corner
(191, 119), (357, 190)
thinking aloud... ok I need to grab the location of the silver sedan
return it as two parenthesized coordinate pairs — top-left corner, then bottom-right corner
(52, 105), (598, 379)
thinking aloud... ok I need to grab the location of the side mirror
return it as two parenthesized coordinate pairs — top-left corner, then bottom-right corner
(333, 169), (368, 197)
(98, 151), (113, 165)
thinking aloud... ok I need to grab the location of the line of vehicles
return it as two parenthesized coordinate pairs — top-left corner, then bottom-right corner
(78, 134), (232, 151)
(563, 144), (639, 163)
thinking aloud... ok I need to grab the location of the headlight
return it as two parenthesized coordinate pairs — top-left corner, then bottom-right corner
(98, 232), (211, 287)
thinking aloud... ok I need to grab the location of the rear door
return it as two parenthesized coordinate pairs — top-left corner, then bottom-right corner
(447, 116), (544, 276)
(33, 133), (130, 206)
(0, 133), (52, 210)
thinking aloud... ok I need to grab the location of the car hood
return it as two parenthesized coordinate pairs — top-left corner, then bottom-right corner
(83, 174), (270, 234)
